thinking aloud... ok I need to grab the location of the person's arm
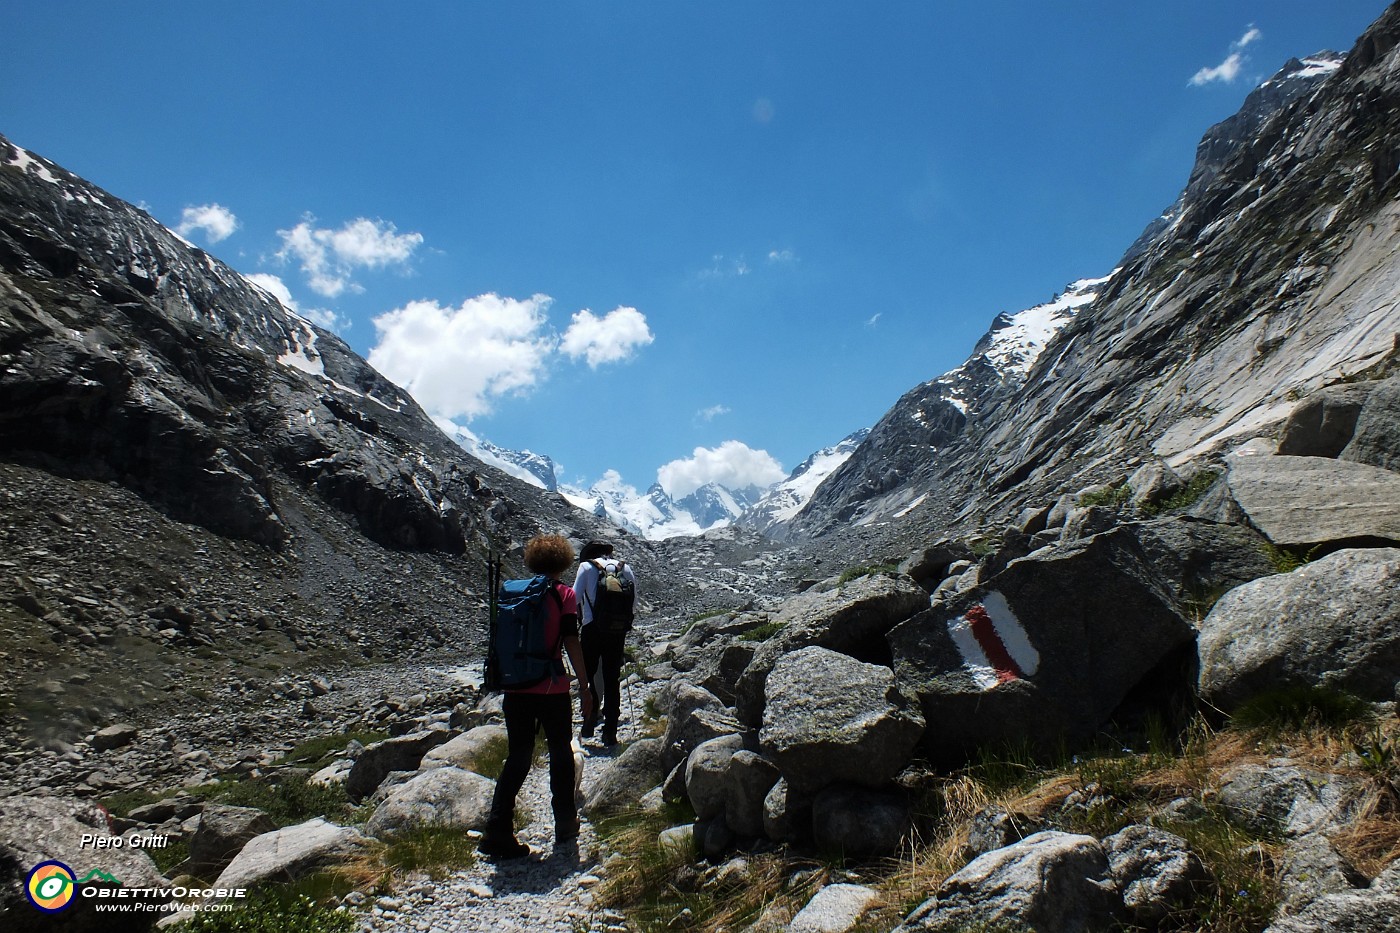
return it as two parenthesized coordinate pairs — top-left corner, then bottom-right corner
(563, 634), (594, 722)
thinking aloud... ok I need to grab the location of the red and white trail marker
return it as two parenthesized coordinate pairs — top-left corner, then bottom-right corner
(946, 591), (1040, 690)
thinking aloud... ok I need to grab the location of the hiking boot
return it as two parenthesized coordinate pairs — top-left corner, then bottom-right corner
(601, 728), (617, 747)
(555, 817), (580, 844)
(580, 716), (596, 739)
(478, 833), (530, 860)
(479, 816), (530, 860)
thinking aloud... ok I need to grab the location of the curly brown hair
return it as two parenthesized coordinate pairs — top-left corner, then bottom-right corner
(524, 534), (575, 577)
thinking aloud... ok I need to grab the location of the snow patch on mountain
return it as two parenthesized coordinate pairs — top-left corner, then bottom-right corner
(446, 425), (560, 491)
(736, 429), (870, 534)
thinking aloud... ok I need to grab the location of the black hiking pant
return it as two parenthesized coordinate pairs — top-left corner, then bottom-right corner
(581, 624), (627, 734)
(490, 691), (576, 827)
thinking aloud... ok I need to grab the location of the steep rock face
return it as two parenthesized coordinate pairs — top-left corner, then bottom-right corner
(786, 278), (1108, 538)
(0, 132), (627, 730)
(737, 429), (869, 537)
(790, 24), (1400, 544)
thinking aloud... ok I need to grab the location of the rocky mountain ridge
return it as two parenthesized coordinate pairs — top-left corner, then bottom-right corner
(783, 36), (1400, 551)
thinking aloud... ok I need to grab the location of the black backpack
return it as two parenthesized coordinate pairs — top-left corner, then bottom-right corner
(483, 556), (565, 691)
(588, 559), (635, 634)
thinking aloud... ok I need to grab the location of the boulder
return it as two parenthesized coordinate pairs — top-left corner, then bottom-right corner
(763, 778), (808, 843)
(685, 735), (746, 822)
(1127, 460), (1183, 511)
(663, 706), (743, 774)
(1279, 383), (1375, 458)
(1129, 516), (1278, 615)
(1224, 454), (1400, 549)
(1103, 824), (1214, 925)
(964, 806), (1038, 859)
(895, 831), (1124, 933)
(583, 737), (666, 816)
(1340, 374), (1400, 471)
(811, 784), (911, 859)
(0, 796), (168, 931)
(214, 818), (370, 890)
(187, 804), (277, 874)
(364, 766), (495, 840)
(1216, 760), (1365, 838)
(726, 751), (781, 838)
(734, 573), (929, 727)
(1198, 548), (1400, 709)
(899, 540), (976, 589)
(1263, 888), (1400, 933)
(690, 642), (757, 706)
(345, 729), (453, 801)
(760, 647), (924, 796)
(1277, 834), (1367, 913)
(790, 883), (881, 933)
(889, 528), (1194, 760)
(657, 823), (695, 860)
(419, 724), (507, 773)
(92, 723), (139, 751)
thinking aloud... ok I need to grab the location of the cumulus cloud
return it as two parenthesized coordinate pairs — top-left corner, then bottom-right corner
(368, 293), (555, 420)
(176, 203), (239, 243)
(1191, 26), (1263, 86)
(244, 272), (346, 332)
(658, 441), (786, 499)
(560, 306), (655, 367)
(277, 216), (423, 297)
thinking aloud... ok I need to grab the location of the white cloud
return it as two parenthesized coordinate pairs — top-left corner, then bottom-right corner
(657, 440), (786, 499)
(1191, 27), (1262, 86)
(866, 312), (882, 328)
(697, 404), (730, 422)
(767, 249), (797, 264)
(560, 306), (655, 367)
(176, 203), (239, 243)
(277, 216), (424, 297)
(243, 272), (347, 332)
(368, 293), (555, 420)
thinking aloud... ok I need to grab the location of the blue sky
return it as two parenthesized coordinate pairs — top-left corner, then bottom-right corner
(4, 2), (1386, 498)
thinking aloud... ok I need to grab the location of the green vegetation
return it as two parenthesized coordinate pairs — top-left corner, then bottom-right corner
(1230, 685), (1372, 735)
(1140, 469), (1220, 515)
(738, 620), (787, 642)
(180, 891), (356, 933)
(1077, 482), (1131, 509)
(274, 730), (388, 769)
(184, 773), (354, 828)
(382, 826), (477, 878)
(836, 563), (899, 586)
(1261, 541), (1324, 575)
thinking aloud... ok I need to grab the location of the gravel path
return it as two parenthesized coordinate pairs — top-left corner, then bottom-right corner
(359, 682), (664, 933)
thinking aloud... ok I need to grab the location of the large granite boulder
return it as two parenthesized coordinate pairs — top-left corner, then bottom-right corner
(345, 729), (454, 801)
(811, 784), (911, 859)
(1128, 516), (1278, 614)
(1263, 887), (1400, 933)
(889, 528), (1195, 760)
(1104, 825), (1215, 925)
(1224, 454), (1400, 548)
(1278, 383), (1375, 458)
(760, 647), (924, 796)
(213, 818), (370, 890)
(1215, 760), (1365, 838)
(1341, 374), (1400, 471)
(733, 573), (929, 727)
(790, 883), (881, 933)
(419, 724), (507, 773)
(659, 682), (742, 772)
(0, 796), (168, 933)
(186, 804), (277, 875)
(1198, 548), (1400, 709)
(896, 831), (1124, 932)
(364, 766), (495, 840)
(583, 737), (667, 817)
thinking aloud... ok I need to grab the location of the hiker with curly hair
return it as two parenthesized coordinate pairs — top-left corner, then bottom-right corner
(479, 534), (594, 859)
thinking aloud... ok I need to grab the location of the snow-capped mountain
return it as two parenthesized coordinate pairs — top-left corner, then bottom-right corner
(778, 275), (1113, 539)
(736, 429), (870, 535)
(445, 424), (559, 491)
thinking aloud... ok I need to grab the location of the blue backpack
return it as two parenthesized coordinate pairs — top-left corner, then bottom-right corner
(483, 557), (565, 691)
